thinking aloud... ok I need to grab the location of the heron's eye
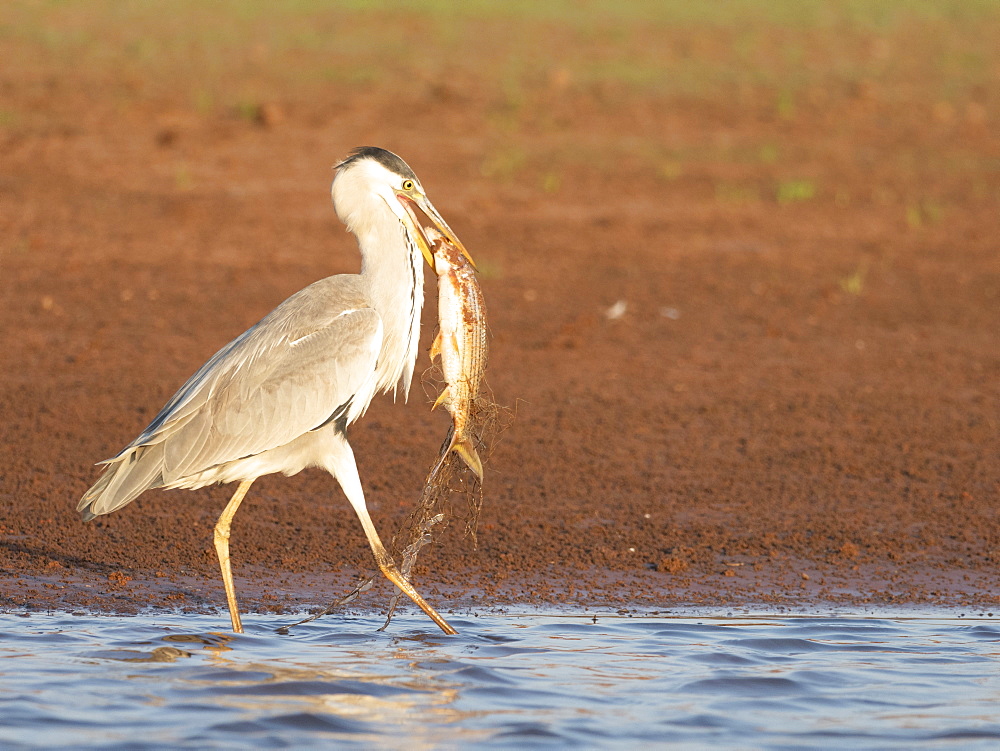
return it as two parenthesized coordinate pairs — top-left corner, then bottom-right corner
(402, 179), (414, 191)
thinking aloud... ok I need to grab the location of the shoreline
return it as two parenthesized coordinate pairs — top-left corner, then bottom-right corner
(5, 564), (997, 620)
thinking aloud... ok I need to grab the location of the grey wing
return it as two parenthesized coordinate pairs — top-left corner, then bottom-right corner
(158, 306), (383, 481)
(79, 305), (382, 517)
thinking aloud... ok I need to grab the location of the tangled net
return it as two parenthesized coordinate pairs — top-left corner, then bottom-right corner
(281, 369), (509, 633)
(378, 382), (509, 628)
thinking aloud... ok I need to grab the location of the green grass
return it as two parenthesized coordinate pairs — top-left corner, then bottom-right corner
(758, 145), (779, 164)
(776, 90), (796, 120)
(839, 262), (868, 296)
(2, 0), (995, 124)
(777, 180), (817, 205)
(174, 164), (195, 192)
(480, 146), (527, 182)
(6, 1), (997, 75)
(3, 0), (996, 184)
(659, 161), (684, 181)
(906, 200), (945, 229)
(301, 0), (1000, 29)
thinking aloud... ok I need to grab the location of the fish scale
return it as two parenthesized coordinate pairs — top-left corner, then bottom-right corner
(428, 229), (488, 479)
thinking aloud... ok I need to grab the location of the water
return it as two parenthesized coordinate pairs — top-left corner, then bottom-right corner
(1, 611), (999, 749)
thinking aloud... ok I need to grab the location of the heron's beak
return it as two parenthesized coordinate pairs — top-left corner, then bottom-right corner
(396, 193), (475, 270)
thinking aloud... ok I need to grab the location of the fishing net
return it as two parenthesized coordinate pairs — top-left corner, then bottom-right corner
(280, 370), (509, 633)
(378, 383), (509, 627)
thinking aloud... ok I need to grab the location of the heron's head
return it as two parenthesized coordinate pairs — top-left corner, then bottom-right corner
(332, 147), (472, 268)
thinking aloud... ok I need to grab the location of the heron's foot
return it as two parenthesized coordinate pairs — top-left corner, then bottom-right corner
(378, 562), (457, 635)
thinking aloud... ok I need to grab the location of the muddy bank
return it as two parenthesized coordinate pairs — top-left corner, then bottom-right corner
(2, 5), (998, 621)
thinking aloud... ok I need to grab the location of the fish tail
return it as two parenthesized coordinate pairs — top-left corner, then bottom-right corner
(451, 433), (483, 480)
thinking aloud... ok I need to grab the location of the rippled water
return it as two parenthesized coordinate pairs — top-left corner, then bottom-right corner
(1, 611), (999, 748)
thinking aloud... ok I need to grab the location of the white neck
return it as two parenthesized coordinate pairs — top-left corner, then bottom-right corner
(356, 217), (424, 400)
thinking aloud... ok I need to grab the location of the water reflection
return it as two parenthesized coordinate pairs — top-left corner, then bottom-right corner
(0, 612), (998, 748)
(89, 646), (193, 663)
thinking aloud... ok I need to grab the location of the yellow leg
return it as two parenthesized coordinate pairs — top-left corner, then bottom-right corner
(325, 437), (457, 635)
(213, 479), (254, 634)
(366, 524), (458, 636)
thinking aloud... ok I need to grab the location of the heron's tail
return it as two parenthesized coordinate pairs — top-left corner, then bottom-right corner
(77, 445), (164, 521)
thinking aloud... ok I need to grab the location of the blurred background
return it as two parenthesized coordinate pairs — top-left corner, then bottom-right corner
(1, 1), (997, 611)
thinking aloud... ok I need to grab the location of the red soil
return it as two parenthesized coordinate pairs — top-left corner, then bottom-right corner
(2, 10), (998, 623)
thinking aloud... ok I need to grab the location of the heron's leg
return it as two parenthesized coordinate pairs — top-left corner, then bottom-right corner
(325, 439), (458, 636)
(214, 479), (254, 634)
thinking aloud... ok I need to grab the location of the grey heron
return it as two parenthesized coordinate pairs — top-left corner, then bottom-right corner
(78, 147), (470, 635)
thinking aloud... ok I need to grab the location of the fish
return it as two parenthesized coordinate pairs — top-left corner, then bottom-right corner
(427, 227), (488, 479)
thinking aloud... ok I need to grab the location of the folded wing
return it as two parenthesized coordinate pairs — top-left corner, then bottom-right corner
(79, 279), (382, 518)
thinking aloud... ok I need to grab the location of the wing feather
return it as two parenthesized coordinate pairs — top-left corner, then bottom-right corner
(160, 307), (381, 482)
(83, 276), (384, 511)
